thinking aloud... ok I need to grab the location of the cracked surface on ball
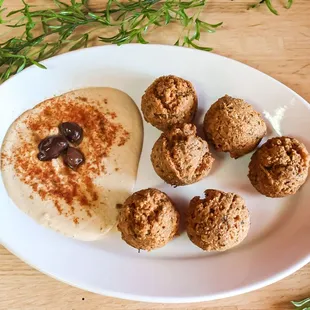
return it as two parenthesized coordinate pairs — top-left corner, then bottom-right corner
(248, 136), (310, 197)
(117, 188), (180, 251)
(203, 95), (267, 158)
(151, 123), (214, 186)
(186, 189), (250, 251)
(141, 75), (197, 131)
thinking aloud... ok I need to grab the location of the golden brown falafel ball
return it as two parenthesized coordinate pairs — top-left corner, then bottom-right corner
(141, 75), (197, 131)
(186, 189), (250, 251)
(151, 123), (214, 186)
(117, 188), (180, 251)
(248, 136), (310, 198)
(203, 95), (267, 158)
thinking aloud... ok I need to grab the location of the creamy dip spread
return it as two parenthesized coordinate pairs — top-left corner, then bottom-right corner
(1, 87), (143, 240)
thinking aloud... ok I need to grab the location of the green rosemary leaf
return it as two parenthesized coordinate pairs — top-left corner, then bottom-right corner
(249, 0), (279, 15)
(59, 11), (74, 16)
(193, 19), (200, 40)
(38, 43), (48, 60)
(153, 20), (161, 26)
(202, 21), (223, 28)
(3, 67), (12, 80)
(99, 33), (123, 43)
(291, 298), (310, 308)
(42, 44), (61, 59)
(6, 23), (26, 28)
(49, 25), (64, 29)
(16, 58), (27, 73)
(30, 36), (45, 46)
(165, 10), (171, 25)
(59, 25), (76, 41)
(41, 17), (49, 34)
(178, 9), (190, 26)
(23, 1), (37, 40)
(29, 59), (47, 69)
(1, 52), (26, 59)
(6, 8), (25, 17)
(87, 12), (98, 19)
(137, 32), (148, 44)
(195, 20), (223, 35)
(69, 33), (89, 50)
(106, 0), (112, 23)
(0, 0), (6, 23)
(265, 0), (278, 15)
(286, 0), (293, 9)
(53, 0), (70, 9)
(87, 12), (110, 25)
(249, 0), (264, 9)
(184, 36), (212, 51)
(0, 0), (288, 83)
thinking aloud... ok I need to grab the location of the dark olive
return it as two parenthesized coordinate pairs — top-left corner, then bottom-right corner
(37, 135), (68, 161)
(63, 146), (85, 170)
(59, 122), (83, 145)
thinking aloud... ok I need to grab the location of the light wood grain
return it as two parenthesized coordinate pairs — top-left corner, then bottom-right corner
(1, 0), (310, 309)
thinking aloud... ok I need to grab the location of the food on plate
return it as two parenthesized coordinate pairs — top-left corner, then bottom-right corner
(141, 75), (197, 131)
(248, 136), (310, 197)
(203, 95), (267, 158)
(117, 188), (180, 251)
(37, 122), (85, 170)
(186, 189), (250, 251)
(1, 87), (143, 241)
(62, 146), (85, 170)
(151, 123), (214, 186)
(59, 122), (84, 145)
(37, 135), (69, 161)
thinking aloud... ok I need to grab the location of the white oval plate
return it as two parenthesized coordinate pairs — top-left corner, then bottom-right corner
(0, 45), (309, 303)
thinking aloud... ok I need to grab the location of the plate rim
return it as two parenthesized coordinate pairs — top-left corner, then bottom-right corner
(1, 241), (309, 303)
(0, 44), (309, 303)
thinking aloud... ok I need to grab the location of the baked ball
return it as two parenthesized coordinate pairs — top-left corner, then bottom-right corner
(248, 137), (310, 198)
(117, 188), (180, 251)
(186, 189), (250, 251)
(141, 75), (197, 131)
(203, 95), (267, 158)
(151, 123), (214, 186)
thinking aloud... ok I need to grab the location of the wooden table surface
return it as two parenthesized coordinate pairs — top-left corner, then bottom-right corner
(0, 0), (310, 309)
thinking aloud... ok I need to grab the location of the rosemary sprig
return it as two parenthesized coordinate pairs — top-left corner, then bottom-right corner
(0, 0), (294, 83)
(291, 297), (310, 310)
(0, 0), (221, 83)
(249, 0), (294, 15)
(97, 0), (222, 47)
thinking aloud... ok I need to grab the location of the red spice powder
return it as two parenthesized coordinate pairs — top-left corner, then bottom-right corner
(109, 112), (117, 119)
(55, 201), (63, 215)
(1, 152), (12, 168)
(8, 95), (130, 222)
(118, 131), (130, 146)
